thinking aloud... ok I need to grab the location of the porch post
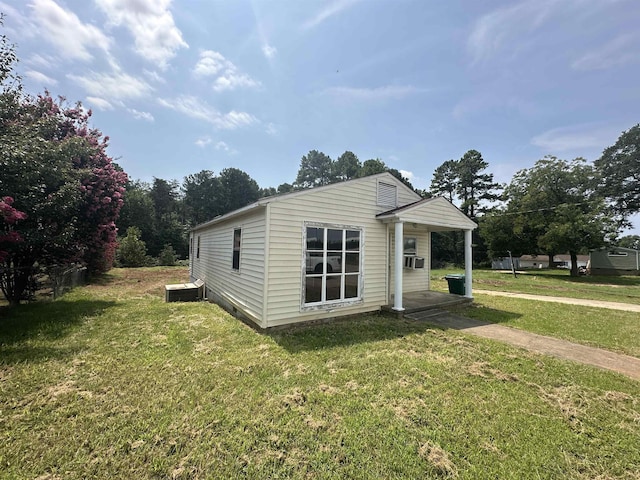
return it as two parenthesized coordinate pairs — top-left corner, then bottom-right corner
(464, 229), (473, 298)
(393, 221), (404, 311)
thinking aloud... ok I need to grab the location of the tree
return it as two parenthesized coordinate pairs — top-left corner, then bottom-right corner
(218, 167), (260, 213)
(277, 183), (294, 194)
(358, 158), (387, 177)
(430, 160), (458, 202)
(595, 124), (640, 221)
(617, 235), (640, 250)
(481, 157), (615, 276)
(334, 151), (361, 181)
(117, 226), (148, 267)
(0, 27), (127, 303)
(455, 150), (501, 219)
(118, 181), (156, 246)
(294, 150), (334, 188)
(183, 170), (221, 225)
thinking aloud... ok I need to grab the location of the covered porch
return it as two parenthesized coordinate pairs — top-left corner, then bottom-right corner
(382, 290), (472, 315)
(376, 197), (478, 313)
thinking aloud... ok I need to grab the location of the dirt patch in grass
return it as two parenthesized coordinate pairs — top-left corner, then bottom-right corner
(418, 441), (458, 477)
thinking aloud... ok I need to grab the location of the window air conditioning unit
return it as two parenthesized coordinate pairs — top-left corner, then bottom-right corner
(404, 256), (425, 269)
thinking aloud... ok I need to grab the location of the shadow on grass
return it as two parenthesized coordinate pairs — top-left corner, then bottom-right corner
(444, 304), (522, 326)
(0, 299), (116, 364)
(268, 313), (438, 353)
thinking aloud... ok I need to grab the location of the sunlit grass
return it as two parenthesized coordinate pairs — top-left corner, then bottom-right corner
(1, 267), (639, 479)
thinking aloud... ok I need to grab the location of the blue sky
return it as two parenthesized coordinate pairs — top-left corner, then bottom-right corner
(3, 0), (640, 232)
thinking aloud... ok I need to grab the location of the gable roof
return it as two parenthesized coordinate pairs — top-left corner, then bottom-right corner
(192, 172), (420, 232)
(376, 196), (477, 230)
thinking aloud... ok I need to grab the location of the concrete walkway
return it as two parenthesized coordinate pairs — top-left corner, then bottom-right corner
(406, 309), (640, 381)
(473, 289), (640, 313)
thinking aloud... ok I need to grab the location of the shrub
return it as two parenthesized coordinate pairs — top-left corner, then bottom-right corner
(117, 227), (148, 267)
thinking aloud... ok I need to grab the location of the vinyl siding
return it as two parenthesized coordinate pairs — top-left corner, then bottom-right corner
(389, 228), (431, 294)
(396, 197), (477, 230)
(191, 209), (266, 326)
(264, 177), (416, 327)
(590, 249), (640, 271)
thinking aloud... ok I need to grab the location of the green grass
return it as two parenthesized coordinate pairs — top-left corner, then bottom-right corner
(1, 267), (639, 479)
(431, 268), (640, 305)
(448, 295), (640, 357)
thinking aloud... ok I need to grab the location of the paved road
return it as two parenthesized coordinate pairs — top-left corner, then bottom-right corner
(406, 309), (640, 381)
(473, 289), (640, 313)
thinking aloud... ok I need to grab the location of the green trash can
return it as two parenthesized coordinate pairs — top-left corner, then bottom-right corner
(444, 274), (465, 295)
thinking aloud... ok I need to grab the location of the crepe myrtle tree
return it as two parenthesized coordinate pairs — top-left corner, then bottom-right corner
(0, 88), (126, 303)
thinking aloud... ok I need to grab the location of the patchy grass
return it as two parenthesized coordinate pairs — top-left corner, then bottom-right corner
(1, 267), (639, 479)
(432, 268), (640, 305)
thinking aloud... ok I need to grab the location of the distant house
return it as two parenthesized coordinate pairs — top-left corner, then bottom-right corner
(496, 254), (589, 270)
(519, 255), (548, 269)
(189, 172), (477, 329)
(491, 257), (520, 270)
(589, 247), (640, 276)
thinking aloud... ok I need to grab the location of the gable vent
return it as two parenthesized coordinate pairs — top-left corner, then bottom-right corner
(377, 181), (397, 207)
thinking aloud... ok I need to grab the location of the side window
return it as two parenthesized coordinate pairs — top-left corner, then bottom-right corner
(232, 228), (241, 270)
(196, 236), (200, 259)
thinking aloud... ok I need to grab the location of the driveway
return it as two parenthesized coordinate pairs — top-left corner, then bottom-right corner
(406, 309), (640, 381)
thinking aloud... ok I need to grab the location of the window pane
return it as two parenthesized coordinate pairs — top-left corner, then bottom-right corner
(345, 253), (359, 273)
(345, 274), (359, 298)
(305, 277), (322, 303)
(325, 275), (342, 301)
(232, 251), (240, 270)
(346, 230), (360, 250)
(306, 252), (325, 274)
(307, 227), (324, 250)
(327, 229), (343, 251)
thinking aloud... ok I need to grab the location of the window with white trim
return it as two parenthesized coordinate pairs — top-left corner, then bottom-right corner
(303, 224), (362, 306)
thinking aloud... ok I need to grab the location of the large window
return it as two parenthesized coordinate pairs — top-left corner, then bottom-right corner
(232, 228), (241, 270)
(303, 224), (362, 306)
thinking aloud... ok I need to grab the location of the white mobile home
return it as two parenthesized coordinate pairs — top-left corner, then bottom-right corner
(190, 173), (477, 329)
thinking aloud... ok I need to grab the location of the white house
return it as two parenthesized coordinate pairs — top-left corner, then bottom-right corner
(189, 172), (477, 329)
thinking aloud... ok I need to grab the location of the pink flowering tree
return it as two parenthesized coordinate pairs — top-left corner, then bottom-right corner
(0, 29), (127, 304)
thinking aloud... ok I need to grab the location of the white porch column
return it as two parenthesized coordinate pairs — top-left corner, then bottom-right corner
(393, 221), (404, 311)
(464, 229), (473, 298)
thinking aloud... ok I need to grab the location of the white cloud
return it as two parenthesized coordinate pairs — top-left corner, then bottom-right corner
(265, 123), (278, 135)
(323, 85), (427, 101)
(95, 0), (188, 69)
(30, 0), (112, 61)
(195, 136), (212, 148)
(25, 70), (57, 86)
(68, 70), (153, 101)
(26, 54), (55, 69)
(262, 44), (277, 59)
(128, 108), (154, 121)
(572, 33), (640, 71)
(143, 69), (166, 83)
(86, 96), (114, 111)
(302, 0), (361, 30)
(531, 123), (623, 153)
(193, 50), (228, 77)
(193, 50), (261, 92)
(215, 141), (237, 154)
(158, 95), (258, 130)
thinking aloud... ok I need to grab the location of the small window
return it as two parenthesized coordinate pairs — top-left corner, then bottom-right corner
(608, 251), (628, 257)
(196, 236), (200, 259)
(404, 237), (417, 255)
(232, 228), (241, 270)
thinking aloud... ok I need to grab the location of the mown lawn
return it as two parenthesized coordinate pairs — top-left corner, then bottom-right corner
(1, 267), (639, 479)
(432, 269), (640, 356)
(431, 268), (640, 305)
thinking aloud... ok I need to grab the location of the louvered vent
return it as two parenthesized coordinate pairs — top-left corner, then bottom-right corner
(377, 181), (397, 207)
